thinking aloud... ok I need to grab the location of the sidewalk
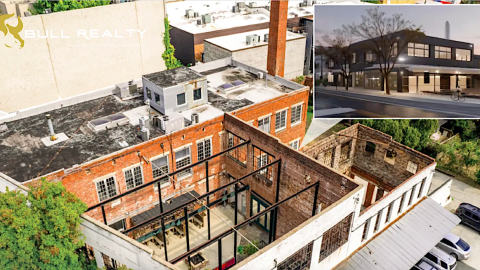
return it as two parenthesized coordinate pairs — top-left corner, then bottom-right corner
(319, 86), (480, 106)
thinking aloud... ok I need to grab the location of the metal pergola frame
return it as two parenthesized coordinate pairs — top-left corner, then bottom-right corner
(169, 181), (321, 269)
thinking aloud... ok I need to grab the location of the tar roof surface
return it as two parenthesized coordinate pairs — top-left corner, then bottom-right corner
(0, 95), (162, 182)
(143, 66), (205, 88)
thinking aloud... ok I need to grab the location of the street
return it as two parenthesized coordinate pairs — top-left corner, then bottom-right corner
(315, 87), (480, 118)
(429, 171), (480, 270)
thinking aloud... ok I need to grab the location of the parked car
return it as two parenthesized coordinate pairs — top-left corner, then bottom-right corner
(411, 260), (439, 270)
(436, 232), (471, 260)
(422, 247), (457, 270)
(455, 203), (480, 231)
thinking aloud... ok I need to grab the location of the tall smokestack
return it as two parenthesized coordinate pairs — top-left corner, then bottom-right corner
(267, 0), (289, 77)
(445, 21), (450, 40)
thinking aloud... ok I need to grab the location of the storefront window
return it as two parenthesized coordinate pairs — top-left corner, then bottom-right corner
(355, 72), (364, 87)
(387, 73), (397, 90)
(364, 70), (382, 90)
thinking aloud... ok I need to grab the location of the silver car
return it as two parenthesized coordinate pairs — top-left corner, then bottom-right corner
(436, 233), (472, 260)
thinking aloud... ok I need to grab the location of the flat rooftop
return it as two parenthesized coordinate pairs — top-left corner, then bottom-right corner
(0, 65), (296, 182)
(205, 29), (305, 51)
(144, 66), (205, 88)
(167, 0), (318, 34)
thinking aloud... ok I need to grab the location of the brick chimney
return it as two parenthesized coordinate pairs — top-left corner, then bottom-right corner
(267, 0), (289, 77)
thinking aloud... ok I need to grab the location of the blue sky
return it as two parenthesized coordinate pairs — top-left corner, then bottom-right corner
(315, 5), (480, 53)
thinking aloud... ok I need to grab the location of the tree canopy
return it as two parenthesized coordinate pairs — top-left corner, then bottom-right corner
(353, 119), (439, 151)
(343, 7), (425, 94)
(0, 179), (87, 270)
(33, 0), (110, 14)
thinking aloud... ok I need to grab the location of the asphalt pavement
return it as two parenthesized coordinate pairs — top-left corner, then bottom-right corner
(315, 87), (480, 118)
(429, 171), (480, 270)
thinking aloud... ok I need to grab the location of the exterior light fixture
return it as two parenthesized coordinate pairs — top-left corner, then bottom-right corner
(436, 70), (439, 73)
(398, 57), (405, 61)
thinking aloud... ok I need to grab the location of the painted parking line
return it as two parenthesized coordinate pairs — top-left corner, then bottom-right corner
(315, 107), (356, 117)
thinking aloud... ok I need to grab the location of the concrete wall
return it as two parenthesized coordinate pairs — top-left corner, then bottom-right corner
(0, 1), (167, 113)
(204, 37), (306, 79)
(429, 178), (453, 207)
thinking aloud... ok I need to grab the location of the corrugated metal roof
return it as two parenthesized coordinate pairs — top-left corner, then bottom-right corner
(337, 198), (461, 270)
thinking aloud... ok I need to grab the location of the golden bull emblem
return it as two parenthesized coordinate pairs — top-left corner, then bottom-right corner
(0, 13), (24, 49)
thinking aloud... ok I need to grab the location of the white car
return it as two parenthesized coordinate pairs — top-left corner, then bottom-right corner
(436, 233), (471, 260)
(423, 247), (457, 270)
(411, 260), (439, 270)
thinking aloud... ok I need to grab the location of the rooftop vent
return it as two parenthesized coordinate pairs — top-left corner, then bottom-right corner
(264, 33), (269, 42)
(186, 9), (194, 18)
(88, 113), (129, 133)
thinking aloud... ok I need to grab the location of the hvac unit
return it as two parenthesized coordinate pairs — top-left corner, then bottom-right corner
(153, 115), (161, 128)
(258, 72), (264, 79)
(232, 6), (239, 13)
(202, 14), (212, 24)
(186, 9), (194, 18)
(160, 113), (185, 134)
(196, 19), (202, 26)
(304, 0), (313, 6)
(139, 116), (148, 130)
(246, 35), (255, 45)
(264, 33), (269, 42)
(24, 11), (31, 17)
(249, 2), (257, 8)
(194, 11), (200, 18)
(116, 81), (137, 99)
(252, 34), (260, 44)
(191, 113), (199, 124)
(299, 3), (304, 7)
(44, 8), (51, 14)
(141, 128), (150, 141)
(237, 2), (246, 8)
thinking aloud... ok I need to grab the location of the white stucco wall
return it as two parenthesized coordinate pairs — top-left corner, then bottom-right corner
(0, 1), (166, 113)
(429, 178), (453, 207)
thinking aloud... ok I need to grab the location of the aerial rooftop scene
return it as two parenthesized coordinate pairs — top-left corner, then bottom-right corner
(0, 1), (478, 270)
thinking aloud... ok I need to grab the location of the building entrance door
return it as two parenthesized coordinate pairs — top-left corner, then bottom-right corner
(251, 193), (271, 233)
(440, 76), (450, 90)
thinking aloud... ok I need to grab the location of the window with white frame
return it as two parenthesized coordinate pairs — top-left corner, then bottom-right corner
(152, 155), (169, 181)
(366, 51), (375, 62)
(197, 138), (212, 161)
(258, 116), (270, 133)
(175, 147), (192, 178)
(291, 104), (302, 125)
(193, 88), (202, 101)
(406, 161), (418, 174)
(408, 43), (429, 57)
(96, 176), (118, 202)
(124, 166), (143, 190)
(290, 139), (300, 150)
(275, 110), (287, 132)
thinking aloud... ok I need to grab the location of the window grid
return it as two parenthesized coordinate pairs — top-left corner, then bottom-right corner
(152, 156), (169, 180)
(197, 138), (212, 161)
(96, 177), (117, 202)
(125, 166), (143, 190)
(391, 42), (398, 57)
(290, 140), (299, 150)
(406, 161), (418, 174)
(277, 241), (314, 270)
(175, 147), (192, 179)
(227, 132), (247, 165)
(258, 116), (271, 133)
(275, 110), (287, 131)
(435, 46), (452, 59)
(253, 146), (275, 182)
(319, 213), (353, 262)
(408, 43), (429, 57)
(323, 148), (335, 168)
(366, 51), (375, 62)
(291, 104), (302, 125)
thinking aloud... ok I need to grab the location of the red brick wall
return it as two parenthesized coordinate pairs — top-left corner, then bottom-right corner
(27, 89), (310, 230)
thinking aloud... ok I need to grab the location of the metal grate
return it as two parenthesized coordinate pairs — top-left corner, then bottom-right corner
(277, 241), (314, 270)
(253, 146), (275, 182)
(227, 132), (247, 165)
(319, 213), (353, 262)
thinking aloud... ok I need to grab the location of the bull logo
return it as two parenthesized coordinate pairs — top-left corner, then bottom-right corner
(0, 14), (24, 49)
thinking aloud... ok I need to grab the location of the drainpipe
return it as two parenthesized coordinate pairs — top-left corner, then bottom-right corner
(46, 114), (57, 141)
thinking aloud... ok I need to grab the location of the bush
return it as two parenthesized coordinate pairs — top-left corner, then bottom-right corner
(322, 78), (328, 87)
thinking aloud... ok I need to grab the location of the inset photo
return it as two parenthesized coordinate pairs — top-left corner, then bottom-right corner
(314, 5), (480, 118)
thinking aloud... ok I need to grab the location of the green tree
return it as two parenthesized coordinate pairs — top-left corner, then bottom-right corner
(162, 18), (183, 70)
(32, 0), (110, 14)
(451, 120), (477, 141)
(0, 179), (87, 270)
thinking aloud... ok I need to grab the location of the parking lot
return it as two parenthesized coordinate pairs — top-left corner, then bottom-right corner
(430, 171), (480, 270)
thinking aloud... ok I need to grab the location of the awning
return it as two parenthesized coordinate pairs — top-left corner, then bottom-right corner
(337, 198), (461, 270)
(130, 190), (200, 225)
(364, 64), (480, 75)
